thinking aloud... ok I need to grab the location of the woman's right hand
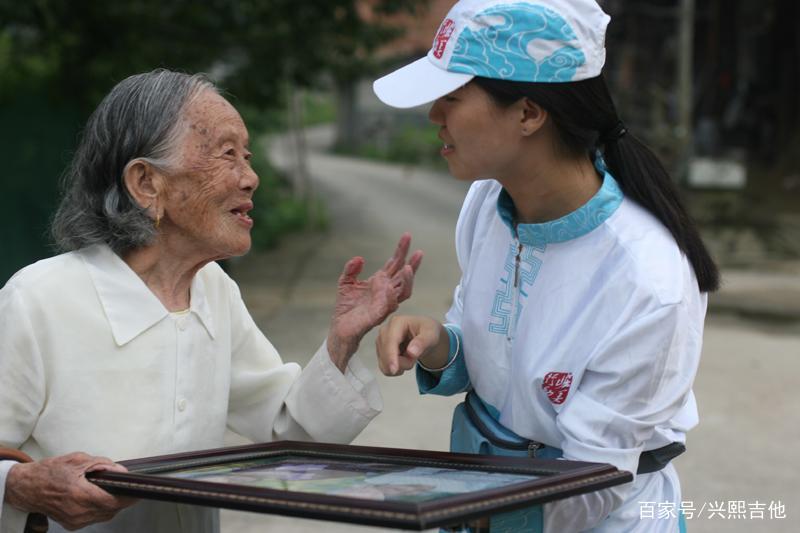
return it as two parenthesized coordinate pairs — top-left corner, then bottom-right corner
(375, 315), (450, 376)
(326, 233), (423, 373)
(5, 452), (136, 530)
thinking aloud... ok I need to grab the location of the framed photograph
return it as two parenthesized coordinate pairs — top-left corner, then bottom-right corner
(88, 440), (632, 530)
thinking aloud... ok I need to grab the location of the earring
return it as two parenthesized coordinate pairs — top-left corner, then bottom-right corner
(154, 214), (161, 229)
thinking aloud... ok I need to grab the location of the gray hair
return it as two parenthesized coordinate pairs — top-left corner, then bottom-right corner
(51, 69), (219, 253)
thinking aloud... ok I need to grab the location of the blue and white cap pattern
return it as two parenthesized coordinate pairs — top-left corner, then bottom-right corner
(374, 0), (610, 108)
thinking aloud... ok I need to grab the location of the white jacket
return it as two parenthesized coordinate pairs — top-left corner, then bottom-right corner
(428, 168), (706, 531)
(0, 244), (382, 532)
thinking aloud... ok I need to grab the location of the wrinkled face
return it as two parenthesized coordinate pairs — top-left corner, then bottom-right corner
(161, 90), (258, 261)
(428, 82), (523, 182)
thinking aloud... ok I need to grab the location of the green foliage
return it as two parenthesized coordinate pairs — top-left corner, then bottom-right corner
(0, 1), (225, 110)
(0, 91), (82, 282)
(336, 123), (447, 170)
(247, 138), (328, 250)
(236, 91), (336, 134)
(0, 0), (420, 281)
(300, 92), (338, 127)
(0, 0), (425, 110)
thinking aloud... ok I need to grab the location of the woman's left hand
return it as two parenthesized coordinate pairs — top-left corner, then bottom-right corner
(327, 232), (423, 372)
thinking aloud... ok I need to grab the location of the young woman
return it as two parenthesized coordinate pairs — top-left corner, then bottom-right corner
(372, 0), (718, 531)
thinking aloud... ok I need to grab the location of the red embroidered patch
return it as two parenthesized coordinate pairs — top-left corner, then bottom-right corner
(433, 18), (456, 59)
(542, 372), (573, 405)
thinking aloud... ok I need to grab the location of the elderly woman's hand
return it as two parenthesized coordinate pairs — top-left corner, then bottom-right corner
(327, 232), (423, 372)
(5, 452), (136, 531)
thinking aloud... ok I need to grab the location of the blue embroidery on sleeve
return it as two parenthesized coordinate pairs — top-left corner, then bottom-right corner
(417, 324), (470, 396)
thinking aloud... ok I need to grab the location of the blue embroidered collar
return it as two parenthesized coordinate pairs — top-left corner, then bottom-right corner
(496, 157), (624, 246)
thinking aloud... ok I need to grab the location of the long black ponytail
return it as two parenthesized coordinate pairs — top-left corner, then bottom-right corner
(473, 75), (719, 293)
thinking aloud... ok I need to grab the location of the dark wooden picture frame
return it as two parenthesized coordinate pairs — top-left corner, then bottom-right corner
(88, 440), (632, 530)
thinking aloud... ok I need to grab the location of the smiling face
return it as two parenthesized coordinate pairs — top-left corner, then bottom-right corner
(428, 82), (526, 182)
(160, 90), (259, 262)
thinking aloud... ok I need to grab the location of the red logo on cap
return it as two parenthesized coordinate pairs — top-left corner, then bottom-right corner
(542, 372), (573, 405)
(433, 18), (456, 59)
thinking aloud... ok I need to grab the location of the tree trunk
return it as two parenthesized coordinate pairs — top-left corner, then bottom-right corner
(335, 79), (358, 151)
(287, 84), (311, 202)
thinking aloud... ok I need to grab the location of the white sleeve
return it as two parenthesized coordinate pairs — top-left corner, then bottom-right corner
(0, 285), (45, 533)
(0, 285), (45, 449)
(281, 342), (383, 443)
(225, 280), (381, 444)
(545, 301), (700, 531)
(1, 461), (28, 533)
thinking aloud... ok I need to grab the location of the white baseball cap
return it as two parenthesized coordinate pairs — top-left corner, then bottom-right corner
(373, 0), (611, 108)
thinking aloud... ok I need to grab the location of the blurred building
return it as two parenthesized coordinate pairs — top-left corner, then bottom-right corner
(359, 0), (453, 56)
(604, 0), (799, 177)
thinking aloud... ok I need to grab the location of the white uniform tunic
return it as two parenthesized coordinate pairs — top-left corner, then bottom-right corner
(420, 163), (706, 532)
(0, 244), (382, 533)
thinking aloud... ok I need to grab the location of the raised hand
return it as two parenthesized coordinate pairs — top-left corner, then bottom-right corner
(327, 233), (423, 372)
(5, 452), (136, 530)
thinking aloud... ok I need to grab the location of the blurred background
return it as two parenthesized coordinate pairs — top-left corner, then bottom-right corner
(1, 1), (798, 532)
(1, 0), (799, 277)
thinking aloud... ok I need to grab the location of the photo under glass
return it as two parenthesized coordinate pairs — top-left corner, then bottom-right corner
(164, 455), (543, 503)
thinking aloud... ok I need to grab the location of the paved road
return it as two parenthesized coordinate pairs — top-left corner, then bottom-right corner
(223, 127), (799, 532)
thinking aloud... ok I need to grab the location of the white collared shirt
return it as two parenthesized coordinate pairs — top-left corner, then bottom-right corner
(0, 244), (382, 532)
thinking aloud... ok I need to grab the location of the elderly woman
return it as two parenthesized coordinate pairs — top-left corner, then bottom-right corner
(0, 69), (422, 532)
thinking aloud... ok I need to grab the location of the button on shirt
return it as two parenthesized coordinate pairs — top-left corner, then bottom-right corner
(0, 244), (382, 533)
